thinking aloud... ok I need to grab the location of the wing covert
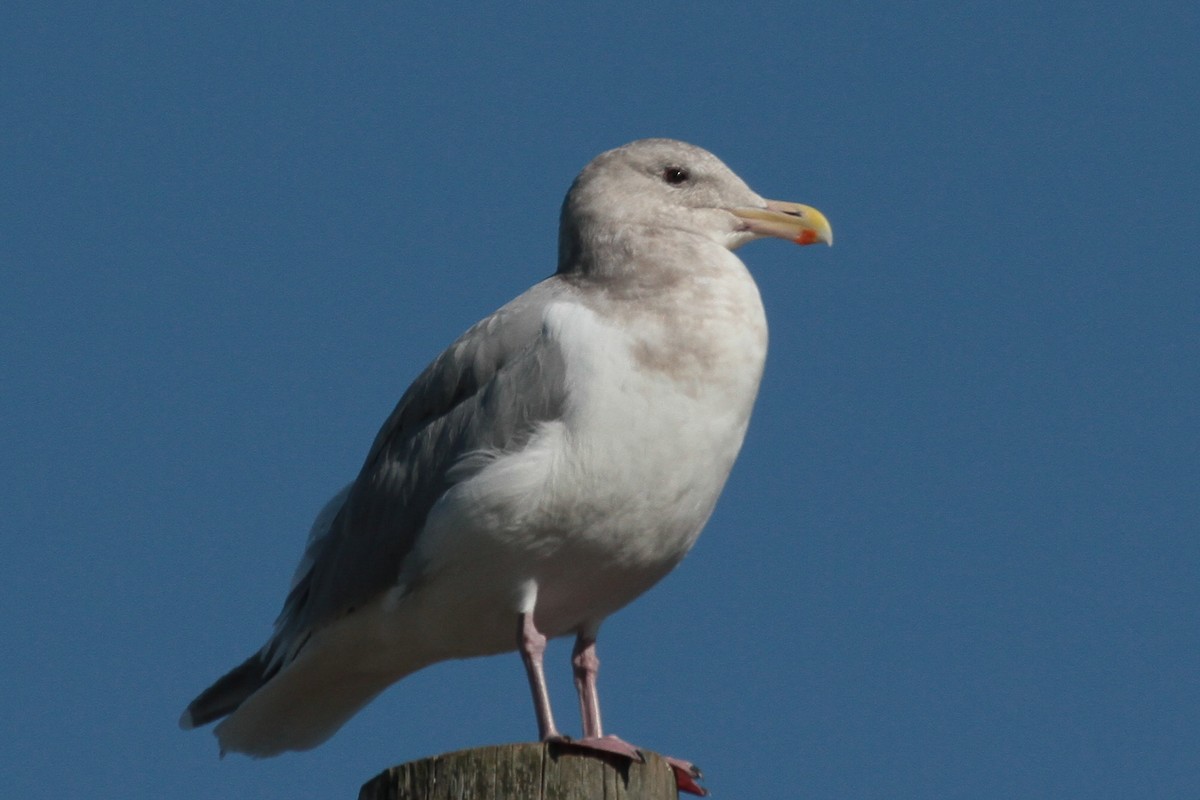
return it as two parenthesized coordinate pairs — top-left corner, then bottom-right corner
(268, 278), (572, 663)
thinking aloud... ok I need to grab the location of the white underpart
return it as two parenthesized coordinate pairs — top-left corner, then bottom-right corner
(195, 138), (791, 759)
(214, 271), (767, 757)
(408, 273), (767, 657)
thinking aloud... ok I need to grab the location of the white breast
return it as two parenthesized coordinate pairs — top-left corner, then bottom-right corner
(542, 293), (765, 552)
(413, 257), (768, 641)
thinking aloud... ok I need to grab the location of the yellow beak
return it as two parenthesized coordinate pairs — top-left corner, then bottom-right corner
(731, 200), (833, 246)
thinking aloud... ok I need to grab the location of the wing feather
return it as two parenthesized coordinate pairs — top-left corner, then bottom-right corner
(267, 278), (572, 663)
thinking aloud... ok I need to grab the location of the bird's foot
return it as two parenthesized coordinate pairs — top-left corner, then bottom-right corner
(546, 733), (644, 762)
(546, 735), (706, 795)
(569, 734), (646, 761)
(663, 756), (706, 796)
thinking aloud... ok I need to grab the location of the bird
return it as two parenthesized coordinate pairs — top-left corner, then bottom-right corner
(180, 138), (831, 793)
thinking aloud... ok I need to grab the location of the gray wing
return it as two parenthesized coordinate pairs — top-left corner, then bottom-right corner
(267, 276), (573, 665)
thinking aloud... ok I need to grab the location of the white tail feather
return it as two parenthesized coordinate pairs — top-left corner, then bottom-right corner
(212, 599), (429, 757)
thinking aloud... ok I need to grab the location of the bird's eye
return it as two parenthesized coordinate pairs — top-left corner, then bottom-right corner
(662, 166), (690, 185)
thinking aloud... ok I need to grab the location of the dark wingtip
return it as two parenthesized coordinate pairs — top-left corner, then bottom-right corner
(181, 651), (274, 729)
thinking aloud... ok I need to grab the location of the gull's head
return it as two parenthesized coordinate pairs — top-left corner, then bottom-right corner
(558, 138), (831, 274)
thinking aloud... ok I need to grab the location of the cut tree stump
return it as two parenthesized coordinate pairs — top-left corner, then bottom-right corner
(358, 742), (680, 800)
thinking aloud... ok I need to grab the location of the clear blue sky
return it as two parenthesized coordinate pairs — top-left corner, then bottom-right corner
(3, 3), (1197, 798)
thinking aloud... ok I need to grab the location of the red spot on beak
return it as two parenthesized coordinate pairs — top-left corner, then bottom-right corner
(794, 229), (819, 245)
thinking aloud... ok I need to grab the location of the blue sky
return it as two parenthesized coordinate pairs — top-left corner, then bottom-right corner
(2, 3), (1197, 798)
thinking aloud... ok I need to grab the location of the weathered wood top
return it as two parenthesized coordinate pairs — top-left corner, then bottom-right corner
(359, 742), (680, 800)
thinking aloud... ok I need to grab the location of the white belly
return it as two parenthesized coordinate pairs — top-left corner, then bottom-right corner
(408, 274), (767, 652)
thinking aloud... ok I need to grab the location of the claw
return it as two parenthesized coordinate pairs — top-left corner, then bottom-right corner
(546, 737), (705, 795)
(553, 734), (646, 763)
(665, 756), (706, 796)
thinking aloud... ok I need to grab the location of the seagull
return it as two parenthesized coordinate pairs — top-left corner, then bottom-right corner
(181, 138), (831, 793)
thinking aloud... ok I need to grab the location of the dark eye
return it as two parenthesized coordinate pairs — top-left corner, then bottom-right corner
(662, 166), (690, 185)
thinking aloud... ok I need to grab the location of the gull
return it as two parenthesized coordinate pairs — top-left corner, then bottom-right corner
(181, 138), (831, 794)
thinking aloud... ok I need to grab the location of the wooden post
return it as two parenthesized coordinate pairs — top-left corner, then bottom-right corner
(359, 742), (679, 800)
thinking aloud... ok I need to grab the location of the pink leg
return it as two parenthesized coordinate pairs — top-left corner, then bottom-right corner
(568, 633), (645, 761)
(571, 634), (603, 738)
(568, 631), (707, 796)
(517, 612), (560, 741)
(520, 625), (707, 796)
